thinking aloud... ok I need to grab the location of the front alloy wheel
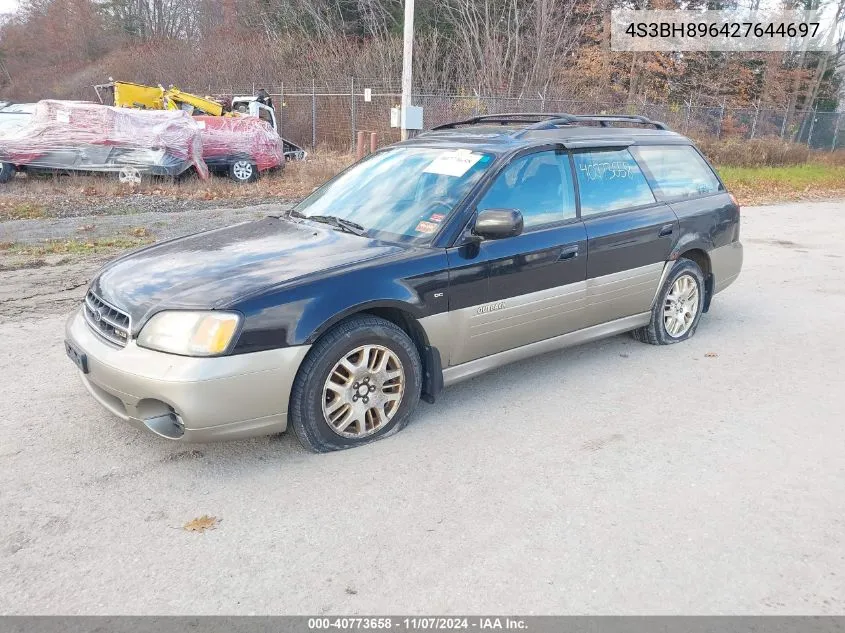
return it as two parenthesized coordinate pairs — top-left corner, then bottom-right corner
(289, 315), (422, 452)
(322, 345), (405, 438)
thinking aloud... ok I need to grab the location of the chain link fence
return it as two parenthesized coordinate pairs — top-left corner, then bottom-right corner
(207, 79), (844, 153)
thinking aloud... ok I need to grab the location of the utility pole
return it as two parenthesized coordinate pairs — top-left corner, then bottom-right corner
(400, 0), (415, 141)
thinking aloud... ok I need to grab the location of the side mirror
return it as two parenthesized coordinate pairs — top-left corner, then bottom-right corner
(473, 208), (524, 240)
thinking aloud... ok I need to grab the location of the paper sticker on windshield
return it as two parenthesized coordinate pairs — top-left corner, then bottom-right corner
(424, 150), (482, 177)
(415, 221), (439, 234)
(429, 213), (445, 223)
(56, 110), (70, 124)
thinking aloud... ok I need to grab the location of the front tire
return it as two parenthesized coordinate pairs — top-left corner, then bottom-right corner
(289, 315), (422, 453)
(633, 258), (705, 345)
(0, 162), (14, 184)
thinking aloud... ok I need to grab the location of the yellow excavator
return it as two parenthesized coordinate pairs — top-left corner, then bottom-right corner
(94, 80), (225, 116)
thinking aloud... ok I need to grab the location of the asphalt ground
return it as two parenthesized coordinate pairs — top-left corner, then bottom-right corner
(1, 200), (844, 614)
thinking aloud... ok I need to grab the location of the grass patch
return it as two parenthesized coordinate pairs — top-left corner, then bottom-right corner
(0, 201), (47, 221)
(717, 163), (845, 205)
(3, 235), (155, 257)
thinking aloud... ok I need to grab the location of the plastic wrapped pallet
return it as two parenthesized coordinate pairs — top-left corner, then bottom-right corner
(0, 100), (209, 180)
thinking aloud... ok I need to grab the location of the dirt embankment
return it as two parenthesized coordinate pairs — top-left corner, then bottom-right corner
(0, 201), (294, 322)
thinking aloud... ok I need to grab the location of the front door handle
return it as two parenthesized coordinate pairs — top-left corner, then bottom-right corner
(559, 244), (579, 261)
(659, 223), (674, 237)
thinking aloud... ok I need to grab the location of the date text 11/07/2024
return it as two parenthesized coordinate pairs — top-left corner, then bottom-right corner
(307, 617), (528, 630)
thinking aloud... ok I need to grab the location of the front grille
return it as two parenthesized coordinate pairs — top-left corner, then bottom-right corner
(83, 290), (130, 347)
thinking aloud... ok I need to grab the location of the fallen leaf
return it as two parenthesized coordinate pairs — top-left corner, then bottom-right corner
(705, 352), (718, 358)
(183, 515), (219, 532)
(130, 227), (150, 238)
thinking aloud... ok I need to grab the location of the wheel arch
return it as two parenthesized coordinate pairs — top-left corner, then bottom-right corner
(676, 247), (713, 311)
(677, 247), (711, 277)
(304, 301), (443, 403)
(669, 232), (714, 311)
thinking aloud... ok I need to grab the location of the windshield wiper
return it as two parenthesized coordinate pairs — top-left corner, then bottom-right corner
(301, 214), (366, 236)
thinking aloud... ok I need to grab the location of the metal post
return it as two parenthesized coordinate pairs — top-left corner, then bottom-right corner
(750, 101), (760, 139)
(351, 76), (356, 151)
(400, 0), (415, 141)
(716, 101), (725, 139)
(311, 78), (317, 150)
(832, 113), (842, 152)
(279, 83), (284, 140)
(356, 131), (366, 160)
(807, 107), (817, 148)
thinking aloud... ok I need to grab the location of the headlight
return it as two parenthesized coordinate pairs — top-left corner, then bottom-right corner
(137, 311), (241, 356)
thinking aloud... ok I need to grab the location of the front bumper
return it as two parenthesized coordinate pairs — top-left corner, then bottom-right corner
(65, 308), (310, 442)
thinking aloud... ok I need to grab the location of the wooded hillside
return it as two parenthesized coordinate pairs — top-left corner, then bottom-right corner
(0, 0), (842, 119)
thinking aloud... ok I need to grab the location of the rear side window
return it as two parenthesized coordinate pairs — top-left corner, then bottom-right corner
(573, 149), (656, 216)
(634, 145), (722, 200)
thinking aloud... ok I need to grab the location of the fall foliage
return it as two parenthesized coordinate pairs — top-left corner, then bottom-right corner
(0, 0), (842, 144)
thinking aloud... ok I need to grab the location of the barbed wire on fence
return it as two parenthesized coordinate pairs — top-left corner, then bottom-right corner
(205, 80), (844, 153)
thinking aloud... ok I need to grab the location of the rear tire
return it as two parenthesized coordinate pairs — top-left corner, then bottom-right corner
(289, 315), (422, 453)
(633, 258), (705, 345)
(0, 162), (14, 184)
(229, 159), (258, 183)
(116, 166), (142, 185)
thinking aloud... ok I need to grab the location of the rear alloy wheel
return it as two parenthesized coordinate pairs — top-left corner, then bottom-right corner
(229, 159), (257, 183)
(289, 315), (422, 452)
(117, 166), (142, 185)
(633, 258), (705, 345)
(663, 274), (700, 337)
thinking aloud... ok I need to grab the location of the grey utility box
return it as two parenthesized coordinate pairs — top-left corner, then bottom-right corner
(390, 105), (424, 130)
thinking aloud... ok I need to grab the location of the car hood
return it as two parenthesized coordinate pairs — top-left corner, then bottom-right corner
(91, 216), (407, 332)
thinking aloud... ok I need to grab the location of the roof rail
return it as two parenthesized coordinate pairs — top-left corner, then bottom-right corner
(430, 113), (578, 130)
(570, 114), (668, 130)
(429, 112), (669, 135)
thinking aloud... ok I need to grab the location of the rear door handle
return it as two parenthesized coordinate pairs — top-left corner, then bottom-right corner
(659, 224), (674, 237)
(559, 244), (579, 261)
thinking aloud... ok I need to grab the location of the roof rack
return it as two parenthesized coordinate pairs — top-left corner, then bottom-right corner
(429, 112), (668, 135)
(431, 113), (577, 130)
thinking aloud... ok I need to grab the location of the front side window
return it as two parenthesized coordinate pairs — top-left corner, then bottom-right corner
(573, 149), (656, 216)
(634, 145), (723, 200)
(293, 147), (494, 243)
(477, 151), (576, 229)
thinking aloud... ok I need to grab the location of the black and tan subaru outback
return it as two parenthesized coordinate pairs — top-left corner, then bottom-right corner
(65, 113), (743, 452)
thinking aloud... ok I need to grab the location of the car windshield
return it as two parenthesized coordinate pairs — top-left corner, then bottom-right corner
(292, 146), (494, 244)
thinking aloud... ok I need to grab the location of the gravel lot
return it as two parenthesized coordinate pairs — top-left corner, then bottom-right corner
(1, 200), (844, 615)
